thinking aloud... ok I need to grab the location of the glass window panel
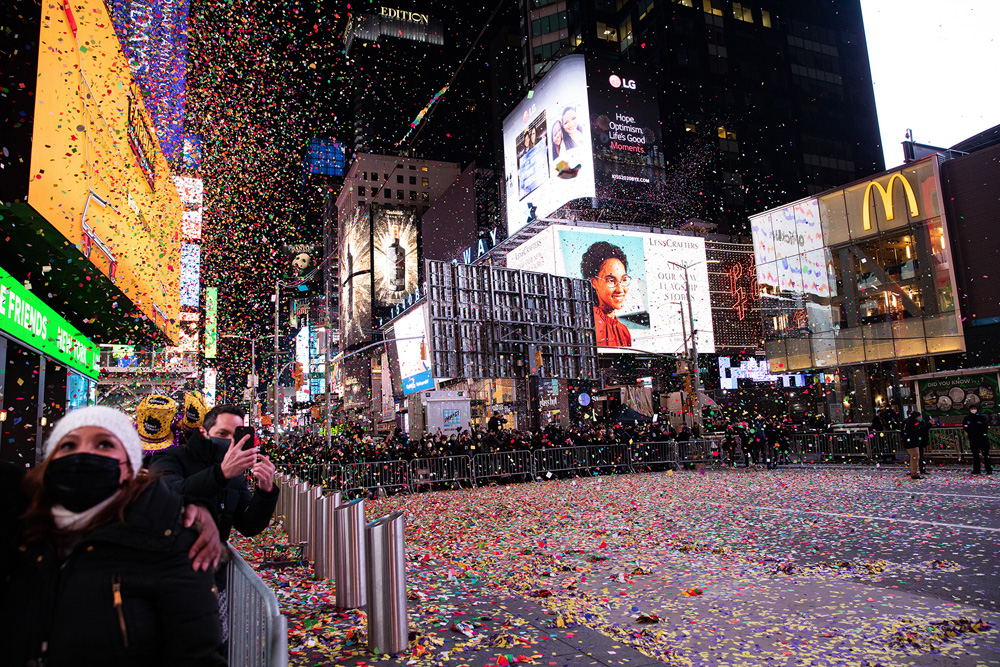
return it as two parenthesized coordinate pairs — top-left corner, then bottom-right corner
(757, 260), (779, 291)
(785, 338), (812, 370)
(904, 159), (941, 223)
(892, 319), (927, 358)
(926, 217), (957, 314)
(801, 248), (834, 298)
(771, 205), (799, 259)
(811, 335), (838, 367)
(750, 213), (775, 265)
(777, 254), (803, 293)
(924, 312), (963, 353)
(818, 190), (849, 246)
(794, 198), (823, 252)
(765, 340), (788, 373)
(863, 322), (894, 362)
(836, 327), (865, 365)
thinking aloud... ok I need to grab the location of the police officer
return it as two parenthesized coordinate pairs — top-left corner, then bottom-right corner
(962, 406), (993, 475)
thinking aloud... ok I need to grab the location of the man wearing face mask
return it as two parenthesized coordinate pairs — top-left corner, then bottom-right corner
(150, 404), (278, 542)
(962, 405), (993, 475)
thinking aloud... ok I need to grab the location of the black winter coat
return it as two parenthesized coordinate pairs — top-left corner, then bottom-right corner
(902, 418), (930, 448)
(963, 413), (989, 439)
(149, 432), (278, 543)
(0, 468), (224, 667)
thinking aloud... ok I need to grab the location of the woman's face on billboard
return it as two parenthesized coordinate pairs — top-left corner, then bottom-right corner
(552, 122), (563, 147)
(563, 109), (578, 134)
(591, 258), (629, 313)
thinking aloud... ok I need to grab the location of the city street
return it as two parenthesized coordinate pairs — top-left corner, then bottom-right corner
(235, 467), (1000, 667)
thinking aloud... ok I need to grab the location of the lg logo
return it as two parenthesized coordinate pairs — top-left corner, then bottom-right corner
(608, 74), (636, 90)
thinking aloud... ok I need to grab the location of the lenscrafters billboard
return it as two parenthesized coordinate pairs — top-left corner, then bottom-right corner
(507, 226), (714, 354)
(503, 55), (664, 236)
(372, 204), (420, 306)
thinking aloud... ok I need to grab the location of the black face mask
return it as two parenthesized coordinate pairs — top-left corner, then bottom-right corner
(210, 436), (232, 462)
(44, 453), (124, 513)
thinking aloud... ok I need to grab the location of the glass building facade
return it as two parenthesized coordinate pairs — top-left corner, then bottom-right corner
(750, 156), (963, 372)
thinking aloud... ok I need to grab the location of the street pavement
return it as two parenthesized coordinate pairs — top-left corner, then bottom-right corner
(234, 464), (999, 667)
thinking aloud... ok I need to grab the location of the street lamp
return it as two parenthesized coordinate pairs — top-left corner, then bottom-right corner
(219, 335), (270, 427)
(665, 259), (720, 429)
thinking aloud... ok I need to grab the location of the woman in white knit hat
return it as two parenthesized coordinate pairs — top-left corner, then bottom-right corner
(0, 406), (226, 666)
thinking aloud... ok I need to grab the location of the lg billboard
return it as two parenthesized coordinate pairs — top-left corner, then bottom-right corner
(503, 56), (664, 236)
(507, 226), (714, 354)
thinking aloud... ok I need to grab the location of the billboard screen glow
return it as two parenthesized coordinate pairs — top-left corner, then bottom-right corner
(394, 305), (433, 395)
(508, 226), (714, 354)
(372, 205), (419, 306)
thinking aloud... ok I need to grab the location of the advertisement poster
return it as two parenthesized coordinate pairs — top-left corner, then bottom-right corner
(503, 55), (595, 235)
(919, 373), (999, 416)
(395, 305), (433, 396)
(585, 60), (665, 201)
(29, 0), (182, 342)
(372, 205), (419, 306)
(340, 204), (372, 347)
(508, 226), (714, 354)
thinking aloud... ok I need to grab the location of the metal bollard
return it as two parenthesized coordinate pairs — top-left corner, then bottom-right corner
(297, 484), (318, 551)
(334, 498), (366, 609)
(291, 481), (309, 544)
(303, 486), (323, 560)
(366, 511), (407, 655)
(313, 491), (342, 580)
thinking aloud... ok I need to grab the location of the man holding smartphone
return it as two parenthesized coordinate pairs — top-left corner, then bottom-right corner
(150, 404), (278, 543)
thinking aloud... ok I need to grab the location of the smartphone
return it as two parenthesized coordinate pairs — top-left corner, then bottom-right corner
(234, 426), (256, 450)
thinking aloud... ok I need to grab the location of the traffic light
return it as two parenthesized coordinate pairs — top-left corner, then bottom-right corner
(293, 362), (305, 391)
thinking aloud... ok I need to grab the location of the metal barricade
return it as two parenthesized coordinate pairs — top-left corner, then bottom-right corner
(226, 545), (289, 667)
(366, 511), (408, 655)
(631, 441), (677, 470)
(409, 455), (474, 492)
(928, 427), (965, 459)
(334, 498), (367, 609)
(299, 463), (341, 489)
(343, 460), (410, 497)
(472, 450), (536, 483)
(587, 443), (634, 473)
(534, 445), (592, 476)
(675, 439), (713, 466)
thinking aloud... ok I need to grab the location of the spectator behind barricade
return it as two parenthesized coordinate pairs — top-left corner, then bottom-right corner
(0, 406), (224, 666)
(962, 406), (993, 475)
(902, 411), (930, 480)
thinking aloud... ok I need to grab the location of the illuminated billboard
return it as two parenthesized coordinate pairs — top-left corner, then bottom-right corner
(203, 287), (218, 358)
(394, 305), (433, 395)
(507, 226), (714, 354)
(110, 0), (189, 165)
(339, 204), (372, 347)
(503, 56), (664, 236)
(179, 243), (201, 308)
(29, 0), (181, 342)
(372, 205), (419, 306)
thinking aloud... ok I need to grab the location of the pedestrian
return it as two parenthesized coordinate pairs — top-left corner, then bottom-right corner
(0, 406), (225, 666)
(902, 412), (930, 479)
(962, 406), (993, 475)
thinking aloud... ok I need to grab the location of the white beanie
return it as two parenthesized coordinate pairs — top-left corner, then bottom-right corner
(44, 406), (144, 476)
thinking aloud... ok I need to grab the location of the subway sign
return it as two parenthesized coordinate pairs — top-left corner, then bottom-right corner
(0, 267), (100, 379)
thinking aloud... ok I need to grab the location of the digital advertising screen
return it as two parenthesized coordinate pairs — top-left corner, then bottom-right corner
(110, 0), (189, 165)
(585, 59), (665, 202)
(507, 226), (714, 354)
(29, 0), (181, 342)
(503, 56), (664, 236)
(339, 204), (372, 347)
(372, 205), (419, 306)
(394, 305), (433, 396)
(503, 55), (595, 236)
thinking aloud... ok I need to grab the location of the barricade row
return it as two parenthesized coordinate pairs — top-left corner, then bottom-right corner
(286, 430), (998, 496)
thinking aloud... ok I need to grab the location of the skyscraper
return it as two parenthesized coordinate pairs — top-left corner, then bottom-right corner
(513, 0), (885, 232)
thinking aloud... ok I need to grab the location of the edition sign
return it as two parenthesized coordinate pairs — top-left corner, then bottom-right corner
(379, 6), (430, 23)
(0, 267), (100, 379)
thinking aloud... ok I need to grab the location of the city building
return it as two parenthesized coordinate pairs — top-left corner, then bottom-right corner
(511, 0), (885, 232)
(750, 126), (1000, 424)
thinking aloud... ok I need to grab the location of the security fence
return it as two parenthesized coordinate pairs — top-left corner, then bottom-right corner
(283, 429), (997, 497)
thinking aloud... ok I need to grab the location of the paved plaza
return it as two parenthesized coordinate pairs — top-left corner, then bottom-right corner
(235, 466), (1000, 667)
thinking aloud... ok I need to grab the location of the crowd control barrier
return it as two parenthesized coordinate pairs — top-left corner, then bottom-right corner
(343, 460), (410, 497)
(365, 511), (408, 655)
(533, 444), (634, 476)
(227, 545), (289, 667)
(472, 450), (536, 483)
(409, 455), (474, 491)
(313, 491), (341, 580)
(334, 498), (367, 609)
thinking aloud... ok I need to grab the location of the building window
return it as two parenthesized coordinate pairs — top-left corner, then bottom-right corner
(684, 122), (697, 132)
(410, 176), (416, 185)
(421, 177), (430, 187)
(717, 126), (737, 140)
(409, 191), (417, 201)
(639, 0), (654, 21)
(357, 186), (364, 197)
(673, 0), (693, 5)
(761, 9), (771, 28)
(397, 189), (404, 200)
(384, 189), (391, 198)
(619, 17), (634, 49)
(362, 171), (368, 180)
(733, 2), (753, 22)
(396, 174), (403, 183)
(409, 165), (416, 170)
(597, 22), (618, 42)
(421, 166), (428, 171)
(421, 192), (429, 202)
(708, 44), (728, 57)
(372, 187), (381, 197)
(702, 0), (722, 16)
(531, 12), (569, 37)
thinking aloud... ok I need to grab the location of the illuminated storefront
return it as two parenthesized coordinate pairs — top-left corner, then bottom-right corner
(751, 156), (962, 373)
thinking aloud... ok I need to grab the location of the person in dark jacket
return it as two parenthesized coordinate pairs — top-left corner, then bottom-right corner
(902, 412), (930, 479)
(150, 404), (278, 544)
(0, 406), (224, 666)
(962, 406), (993, 475)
